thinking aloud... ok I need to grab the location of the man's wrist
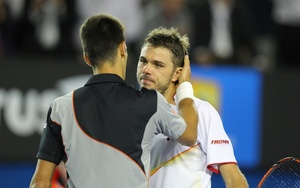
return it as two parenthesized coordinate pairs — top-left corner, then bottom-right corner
(176, 82), (194, 103)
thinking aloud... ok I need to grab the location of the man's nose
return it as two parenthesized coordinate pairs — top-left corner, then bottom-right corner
(143, 63), (151, 73)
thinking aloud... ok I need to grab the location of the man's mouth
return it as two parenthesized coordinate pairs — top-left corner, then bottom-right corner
(141, 79), (152, 85)
(140, 76), (153, 85)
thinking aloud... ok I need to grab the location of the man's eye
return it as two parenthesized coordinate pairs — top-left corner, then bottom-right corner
(155, 63), (163, 67)
(140, 59), (147, 64)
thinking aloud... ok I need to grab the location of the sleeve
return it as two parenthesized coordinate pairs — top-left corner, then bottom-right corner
(198, 102), (237, 173)
(36, 105), (66, 165)
(154, 91), (186, 139)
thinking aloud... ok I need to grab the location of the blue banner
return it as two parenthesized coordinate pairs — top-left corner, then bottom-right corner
(191, 65), (262, 168)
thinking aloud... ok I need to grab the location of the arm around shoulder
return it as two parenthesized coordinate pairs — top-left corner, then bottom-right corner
(30, 159), (57, 188)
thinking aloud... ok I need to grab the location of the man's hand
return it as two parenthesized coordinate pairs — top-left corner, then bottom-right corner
(178, 55), (191, 85)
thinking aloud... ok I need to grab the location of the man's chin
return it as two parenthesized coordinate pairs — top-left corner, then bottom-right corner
(142, 83), (155, 90)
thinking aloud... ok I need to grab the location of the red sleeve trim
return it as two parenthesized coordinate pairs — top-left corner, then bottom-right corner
(207, 162), (237, 174)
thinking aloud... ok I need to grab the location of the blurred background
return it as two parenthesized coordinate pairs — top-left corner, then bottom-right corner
(0, 0), (300, 187)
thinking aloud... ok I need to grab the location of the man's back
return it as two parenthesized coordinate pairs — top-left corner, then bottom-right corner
(49, 74), (185, 187)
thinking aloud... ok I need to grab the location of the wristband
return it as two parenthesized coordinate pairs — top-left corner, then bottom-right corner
(176, 81), (194, 103)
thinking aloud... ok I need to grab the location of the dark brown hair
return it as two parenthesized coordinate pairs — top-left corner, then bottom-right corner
(80, 14), (125, 67)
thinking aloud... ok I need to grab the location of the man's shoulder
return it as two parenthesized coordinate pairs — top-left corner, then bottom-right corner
(192, 97), (206, 105)
(52, 91), (73, 106)
(192, 97), (216, 111)
(54, 91), (73, 103)
(139, 87), (157, 94)
(138, 87), (158, 98)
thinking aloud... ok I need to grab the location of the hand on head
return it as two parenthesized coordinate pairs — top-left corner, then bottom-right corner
(177, 55), (191, 87)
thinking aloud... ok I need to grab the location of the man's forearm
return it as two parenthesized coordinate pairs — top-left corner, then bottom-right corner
(177, 97), (198, 146)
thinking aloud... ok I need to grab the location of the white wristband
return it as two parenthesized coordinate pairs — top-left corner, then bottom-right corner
(176, 81), (194, 103)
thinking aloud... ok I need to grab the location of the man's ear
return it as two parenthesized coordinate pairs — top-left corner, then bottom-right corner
(83, 52), (92, 67)
(120, 41), (127, 56)
(172, 67), (182, 83)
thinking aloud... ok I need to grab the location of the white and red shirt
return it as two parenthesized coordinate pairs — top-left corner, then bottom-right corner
(150, 97), (237, 188)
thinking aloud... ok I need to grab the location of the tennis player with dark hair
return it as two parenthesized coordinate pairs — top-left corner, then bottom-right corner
(136, 27), (248, 188)
(29, 14), (198, 188)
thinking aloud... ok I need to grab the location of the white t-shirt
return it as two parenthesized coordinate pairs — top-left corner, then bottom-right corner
(150, 97), (237, 188)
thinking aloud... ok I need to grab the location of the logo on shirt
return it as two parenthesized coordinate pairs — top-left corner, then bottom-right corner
(211, 140), (229, 144)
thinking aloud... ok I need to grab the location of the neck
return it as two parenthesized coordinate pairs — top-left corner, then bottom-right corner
(163, 83), (177, 105)
(93, 61), (125, 80)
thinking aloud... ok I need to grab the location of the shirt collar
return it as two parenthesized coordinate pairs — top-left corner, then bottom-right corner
(84, 74), (126, 86)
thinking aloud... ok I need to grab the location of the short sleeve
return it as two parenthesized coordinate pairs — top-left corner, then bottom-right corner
(198, 102), (236, 173)
(36, 106), (66, 165)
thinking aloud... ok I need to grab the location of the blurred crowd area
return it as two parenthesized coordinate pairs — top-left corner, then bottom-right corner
(0, 0), (300, 72)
